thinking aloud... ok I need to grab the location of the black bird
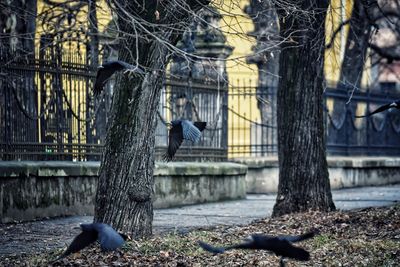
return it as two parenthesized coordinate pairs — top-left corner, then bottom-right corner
(164, 120), (207, 161)
(94, 60), (145, 95)
(355, 100), (400, 118)
(198, 232), (316, 261)
(52, 223), (128, 262)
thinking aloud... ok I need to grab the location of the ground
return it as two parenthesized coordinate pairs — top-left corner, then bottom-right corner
(1, 185), (399, 257)
(1, 204), (399, 266)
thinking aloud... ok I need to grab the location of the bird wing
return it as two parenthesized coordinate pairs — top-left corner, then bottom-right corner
(278, 231), (316, 243)
(53, 230), (98, 261)
(164, 123), (184, 162)
(270, 240), (310, 261)
(355, 103), (393, 118)
(198, 241), (226, 254)
(94, 67), (113, 96)
(193, 121), (207, 132)
(93, 61), (145, 95)
(93, 223), (125, 251)
(181, 120), (202, 142)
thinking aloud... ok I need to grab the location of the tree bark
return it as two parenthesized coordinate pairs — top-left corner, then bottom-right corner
(339, 0), (371, 89)
(272, 0), (336, 217)
(94, 0), (209, 237)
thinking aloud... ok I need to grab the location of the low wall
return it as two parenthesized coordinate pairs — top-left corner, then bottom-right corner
(0, 161), (247, 223)
(236, 157), (400, 193)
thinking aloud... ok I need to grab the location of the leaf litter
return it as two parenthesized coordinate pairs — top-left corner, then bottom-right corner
(1, 204), (399, 266)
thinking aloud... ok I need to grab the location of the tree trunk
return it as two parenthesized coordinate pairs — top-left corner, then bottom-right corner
(0, 0), (38, 145)
(272, 0), (336, 217)
(339, 0), (371, 88)
(331, 0), (371, 150)
(94, 0), (209, 237)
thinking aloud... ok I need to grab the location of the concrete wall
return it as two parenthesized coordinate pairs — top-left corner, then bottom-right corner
(0, 161), (247, 223)
(236, 157), (400, 193)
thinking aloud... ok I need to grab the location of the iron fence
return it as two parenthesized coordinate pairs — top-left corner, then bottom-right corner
(228, 82), (277, 157)
(325, 87), (400, 156)
(227, 84), (400, 158)
(0, 49), (228, 161)
(2, 47), (400, 161)
(155, 78), (228, 161)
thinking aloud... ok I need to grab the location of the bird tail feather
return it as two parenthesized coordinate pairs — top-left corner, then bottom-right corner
(198, 241), (226, 254)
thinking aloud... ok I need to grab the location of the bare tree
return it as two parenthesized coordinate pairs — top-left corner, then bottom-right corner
(272, 0), (336, 216)
(326, 0), (400, 91)
(93, 0), (210, 237)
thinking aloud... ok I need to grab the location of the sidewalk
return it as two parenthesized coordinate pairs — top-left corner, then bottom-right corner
(1, 184), (399, 256)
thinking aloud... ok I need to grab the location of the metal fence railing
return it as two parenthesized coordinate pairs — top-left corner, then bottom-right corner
(325, 87), (400, 156)
(227, 84), (400, 158)
(2, 46), (400, 161)
(0, 49), (228, 161)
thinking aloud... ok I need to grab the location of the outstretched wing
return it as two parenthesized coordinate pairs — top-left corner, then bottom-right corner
(193, 121), (207, 132)
(199, 238), (255, 254)
(278, 231), (316, 243)
(181, 120), (202, 142)
(53, 230), (98, 261)
(94, 66), (115, 96)
(270, 240), (310, 261)
(198, 241), (226, 254)
(164, 123), (183, 161)
(93, 224), (125, 251)
(355, 103), (394, 118)
(93, 61), (144, 95)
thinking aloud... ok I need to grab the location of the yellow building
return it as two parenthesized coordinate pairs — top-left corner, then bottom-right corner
(33, 0), (361, 158)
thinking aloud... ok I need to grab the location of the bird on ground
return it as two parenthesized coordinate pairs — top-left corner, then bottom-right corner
(52, 223), (128, 262)
(94, 60), (145, 95)
(198, 231), (316, 264)
(163, 120), (207, 161)
(355, 100), (400, 118)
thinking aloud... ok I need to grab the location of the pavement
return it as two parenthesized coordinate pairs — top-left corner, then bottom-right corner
(0, 184), (399, 257)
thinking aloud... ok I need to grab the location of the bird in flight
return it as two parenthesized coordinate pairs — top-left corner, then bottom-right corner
(198, 231), (316, 264)
(52, 223), (128, 262)
(94, 60), (145, 95)
(355, 100), (400, 118)
(164, 120), (207, 161)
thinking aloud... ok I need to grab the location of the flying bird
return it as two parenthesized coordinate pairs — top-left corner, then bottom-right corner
(164, 120), (207, 161)
(198, 231), (316, 262)
(355, 100), (400, 118)
(94, 60), (145, 95)
(52, 223), (128, 262)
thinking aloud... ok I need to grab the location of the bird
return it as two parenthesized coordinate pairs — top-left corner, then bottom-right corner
(198, 231), (316, 262)
(52, 223), (128, 262)
(355, 100), (400, 118)
(93, 60), (145, 95)
(163, 120), (207, 161)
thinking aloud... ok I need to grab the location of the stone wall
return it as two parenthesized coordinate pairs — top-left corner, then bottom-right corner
(0, 161), (247, 223)
(236, 157), (400, 193)
(2, 157), (399, 222)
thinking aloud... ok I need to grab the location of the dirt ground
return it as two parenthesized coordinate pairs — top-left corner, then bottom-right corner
(1, 204), (399, 266)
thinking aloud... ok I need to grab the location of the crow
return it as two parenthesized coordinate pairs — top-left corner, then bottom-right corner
(52, 223), (128, 262)
(355, 100), (400, 118)
(94, 60), (145, 95)
(164, 120), (207, 161)
(198, 231), (316, 262)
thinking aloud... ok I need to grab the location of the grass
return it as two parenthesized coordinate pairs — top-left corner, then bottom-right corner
(1, 204), (399, 266)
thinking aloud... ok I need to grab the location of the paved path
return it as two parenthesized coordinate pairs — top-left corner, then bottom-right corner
(1, 184), (399, 256)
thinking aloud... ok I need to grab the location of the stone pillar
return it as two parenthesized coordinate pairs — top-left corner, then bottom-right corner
(244, 1), (279, 155)
(169, 6), (233, 157)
